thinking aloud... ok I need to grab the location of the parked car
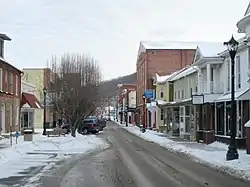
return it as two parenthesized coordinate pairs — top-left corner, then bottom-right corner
(98, 118), (106, 131)
(61, 123), (71, 134)
(77, 118), (100, 134)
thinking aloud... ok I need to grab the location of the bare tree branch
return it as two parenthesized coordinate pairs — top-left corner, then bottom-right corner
(47, 53), (102, 136)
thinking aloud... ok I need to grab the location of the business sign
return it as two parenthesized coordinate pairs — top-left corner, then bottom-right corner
(192, 94), (204, 105)
(144, 89), (155, 99)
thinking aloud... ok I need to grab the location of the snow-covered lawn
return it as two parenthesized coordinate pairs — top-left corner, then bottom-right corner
(0, 129), (108, 180)
(116, 122), (250, 180)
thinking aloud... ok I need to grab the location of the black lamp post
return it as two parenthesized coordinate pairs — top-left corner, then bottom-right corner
(125, 89), (128, 127)
(224, 35), (239, 161)
(42, 87), (47, 135)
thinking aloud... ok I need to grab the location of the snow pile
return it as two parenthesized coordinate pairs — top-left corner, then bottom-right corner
(117, 122), (250, 180)
(0, 131), (108, 179)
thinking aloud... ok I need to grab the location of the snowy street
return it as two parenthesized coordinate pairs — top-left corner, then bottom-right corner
(1, 122), (250, 186)
(116, 122), (250, 181)
(0, 130), (108, 186)
(25, 122), (250, 187)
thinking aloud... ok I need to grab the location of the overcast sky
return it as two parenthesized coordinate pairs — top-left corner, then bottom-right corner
(0, 0), (249, 80)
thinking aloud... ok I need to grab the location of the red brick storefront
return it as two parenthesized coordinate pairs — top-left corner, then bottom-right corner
(0, 33), (22, 133)
(136, 41), (196, 127)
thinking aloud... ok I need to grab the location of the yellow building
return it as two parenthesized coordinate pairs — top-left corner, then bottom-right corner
(21, 81), (43, 129)
(153, 71), (181, 130)
(22, 68), (55, 128)
(153, 74), (170, 130)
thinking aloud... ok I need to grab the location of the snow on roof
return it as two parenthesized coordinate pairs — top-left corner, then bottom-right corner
(156, 74), (171, 83)
(244, 2), (250, 16)
(170, 66), (198, 81)
(140, 41), (198, 50)
(156, 99), (168, 105)
(197, 42), (225, 57)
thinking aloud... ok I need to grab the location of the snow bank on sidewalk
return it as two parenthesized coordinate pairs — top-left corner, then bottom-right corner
(116, 122), (250, 180)
(0, 130), (108, 179)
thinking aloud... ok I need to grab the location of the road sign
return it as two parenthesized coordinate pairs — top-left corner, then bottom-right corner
(144, 89), (155, 99)
(15, 131), (20, 138)
(192, 94), (204, 105)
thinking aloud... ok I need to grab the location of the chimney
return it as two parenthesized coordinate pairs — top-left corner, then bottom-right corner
(0, 33), (11, 58)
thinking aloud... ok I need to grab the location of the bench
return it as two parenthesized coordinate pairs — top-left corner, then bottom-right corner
(47, 128), (66, 137)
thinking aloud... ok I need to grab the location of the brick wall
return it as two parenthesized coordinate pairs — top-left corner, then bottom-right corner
(0, 60), (22, 133)
(137, 49), (195, 107)
(136, 49), (196, 126)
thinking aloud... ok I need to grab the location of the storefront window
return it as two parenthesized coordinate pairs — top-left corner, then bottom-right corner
(185, 106), (190, 132)
(174, 107), (179, 124)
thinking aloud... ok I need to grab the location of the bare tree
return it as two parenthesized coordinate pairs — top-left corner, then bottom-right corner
(48, 53), (102, 136)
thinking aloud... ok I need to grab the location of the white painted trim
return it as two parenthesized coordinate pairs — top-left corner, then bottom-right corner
(0, 68), (2, 91)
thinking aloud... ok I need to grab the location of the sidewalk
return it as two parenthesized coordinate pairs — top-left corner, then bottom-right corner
(0, 129), (108, 181)
(116, 121), (250, 181)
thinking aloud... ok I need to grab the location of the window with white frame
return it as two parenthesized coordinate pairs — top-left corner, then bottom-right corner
(160, 87), (164, 98)
(0, 68), (2, 91)
(248, 46), (250, 69)
(5, 70), (8, 92)
(10, 73), (13, 93)
(15, 75), (18, 95)
(0, 40), (3, 57)
(181, 89), (184, 99)
(236, 56), (241, 89)
(227, 60), (230, 91)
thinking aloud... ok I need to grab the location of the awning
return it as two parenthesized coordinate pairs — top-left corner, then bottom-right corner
(159, 98), (191, 107)
(156, 100), (168, 105)
(21, 92), (42, 109)
(215, 89), (249, 102)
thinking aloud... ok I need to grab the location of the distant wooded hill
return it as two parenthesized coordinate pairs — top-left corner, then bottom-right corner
(99, 72), (136, 99)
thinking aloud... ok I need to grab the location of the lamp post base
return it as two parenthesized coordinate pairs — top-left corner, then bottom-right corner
(226, 145), (239, 161)
(42, 129), (46, 136)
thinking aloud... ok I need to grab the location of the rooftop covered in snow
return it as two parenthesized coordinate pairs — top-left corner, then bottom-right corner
(137, 41), (227, 59)
(170, 66), (198, 81)
(196, 42), (225, 58)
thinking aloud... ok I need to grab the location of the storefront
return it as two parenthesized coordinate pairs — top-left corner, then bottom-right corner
(161, 99), (196, 140)
(21, 92), (42, 129)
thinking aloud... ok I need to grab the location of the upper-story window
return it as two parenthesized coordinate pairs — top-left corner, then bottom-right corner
(10, 72), (14, 93)
(160, 87), (164, 98)
(5, 70), (8, 92)
(181, 89), (184, 99)
(0, 40), (3, 57)
(0, 68), (2, 91)
(15, 75), (18, 95)
(248, 47), (250, 68)
(236, 56), (241, 89)
(227, 60), (230, 91)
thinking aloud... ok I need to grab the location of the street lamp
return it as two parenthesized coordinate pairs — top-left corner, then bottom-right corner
(224, 35), (239, 161)
(42, 87), (47, 135)
(125, 89), (129, 127)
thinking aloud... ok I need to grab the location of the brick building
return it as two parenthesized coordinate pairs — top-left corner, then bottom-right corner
(0, 33), (22, 133)
(136, 41), (197, 127)
(117, 84), (136, 123)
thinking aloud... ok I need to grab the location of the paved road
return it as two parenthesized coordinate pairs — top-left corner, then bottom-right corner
(39, 121), (250, 187)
